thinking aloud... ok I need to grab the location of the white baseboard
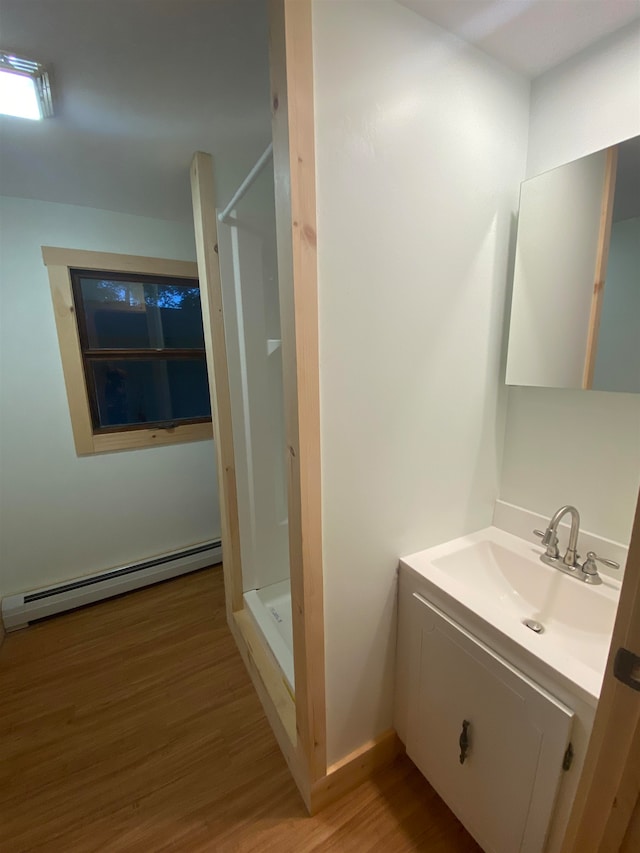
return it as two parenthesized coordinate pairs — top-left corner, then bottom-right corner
(1, 540), (222, 631)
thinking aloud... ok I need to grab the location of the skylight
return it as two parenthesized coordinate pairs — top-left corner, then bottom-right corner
(0, 52), (53, 120)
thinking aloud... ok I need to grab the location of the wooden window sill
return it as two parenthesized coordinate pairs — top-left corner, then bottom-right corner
(88, 421), (213, 454)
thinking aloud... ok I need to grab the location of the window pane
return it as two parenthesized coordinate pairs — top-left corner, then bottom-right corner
(77, 277), (205, 350)
(88, 358), (211, 429)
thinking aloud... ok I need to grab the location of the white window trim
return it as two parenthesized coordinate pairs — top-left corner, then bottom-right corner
(43, 245), (213, 455)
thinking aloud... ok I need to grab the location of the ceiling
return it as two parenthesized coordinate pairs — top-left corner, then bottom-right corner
(399, 0), (640, 77)
(1, 1), (638, 224)
(0, 0), (272, 223)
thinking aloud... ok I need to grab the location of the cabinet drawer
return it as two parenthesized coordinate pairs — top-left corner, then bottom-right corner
(407, 593), (574, 853)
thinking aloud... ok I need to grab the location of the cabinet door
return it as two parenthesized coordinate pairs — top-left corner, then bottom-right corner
(407, 594), (574, 853)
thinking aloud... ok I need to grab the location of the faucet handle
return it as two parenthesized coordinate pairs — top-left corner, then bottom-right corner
(583, 551), (620, 573)
(533, 528), (559, 558)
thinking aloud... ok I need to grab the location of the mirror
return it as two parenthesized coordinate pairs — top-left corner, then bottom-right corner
(505, 135), (640, 392)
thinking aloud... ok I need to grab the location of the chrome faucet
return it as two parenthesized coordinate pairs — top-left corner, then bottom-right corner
(533, 504), (620, 585)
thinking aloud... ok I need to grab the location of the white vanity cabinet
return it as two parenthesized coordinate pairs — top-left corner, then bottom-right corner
(406, 592), (574, 853)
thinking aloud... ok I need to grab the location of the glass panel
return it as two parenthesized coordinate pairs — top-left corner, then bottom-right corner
(77, 277), (205, 350)
(87, 358), (211, 428)
(218, 165), (291, 605)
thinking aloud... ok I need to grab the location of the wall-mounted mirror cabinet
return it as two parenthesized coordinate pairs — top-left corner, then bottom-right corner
(505, 135), (640, 392)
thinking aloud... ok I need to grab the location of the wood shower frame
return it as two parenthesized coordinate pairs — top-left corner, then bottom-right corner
(191, 0), (640, 839)
(190, 0), (398, 813)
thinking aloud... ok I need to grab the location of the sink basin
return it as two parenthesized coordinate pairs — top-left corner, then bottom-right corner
(400, 527), (621, 701)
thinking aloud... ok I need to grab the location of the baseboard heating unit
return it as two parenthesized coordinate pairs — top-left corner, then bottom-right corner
(1, 540), (222, 631)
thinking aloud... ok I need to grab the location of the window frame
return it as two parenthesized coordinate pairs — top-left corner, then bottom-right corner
(43, 246), (213, 455)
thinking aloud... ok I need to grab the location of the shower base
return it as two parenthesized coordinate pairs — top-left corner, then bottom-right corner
(244, 579), (294, 691)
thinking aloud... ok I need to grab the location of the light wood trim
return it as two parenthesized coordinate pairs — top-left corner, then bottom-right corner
(621, 794), (640, 852)
(582, 146), (618, 389)
(45, 250), (212, 455)
(230, 610), (309, 807)
(269, 0), (327, 784)
(562, 485), (640, 852)
(43, 246), (198, 279)
(233, 609), (297, 748)
(48, 262), (96, 454)
(190, 152), (244, 616)
(600, 715), (640, 851)
(93, 422), (212, 452)
(309, 730), (403, 814)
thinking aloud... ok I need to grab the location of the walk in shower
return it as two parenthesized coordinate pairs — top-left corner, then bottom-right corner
(216, 145), (294, 690)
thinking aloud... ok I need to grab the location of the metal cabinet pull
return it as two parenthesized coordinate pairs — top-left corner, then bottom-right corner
(459, 719), (471, 764)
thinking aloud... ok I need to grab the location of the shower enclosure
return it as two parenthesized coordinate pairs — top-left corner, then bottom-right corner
(216, 147), (294, 690)
(190, 4), (326, 800)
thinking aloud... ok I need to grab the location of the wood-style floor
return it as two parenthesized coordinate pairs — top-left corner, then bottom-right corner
(0, 568), (480, 852)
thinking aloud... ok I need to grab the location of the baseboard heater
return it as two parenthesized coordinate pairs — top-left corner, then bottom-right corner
(1, 539), (222, 631)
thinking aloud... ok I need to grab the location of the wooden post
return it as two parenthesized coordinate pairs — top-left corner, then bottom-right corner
(190, 152), (244, 617)
(582, 146), (618, 389)
(562, 486), (640, 851)
(269, 0), (327, 783)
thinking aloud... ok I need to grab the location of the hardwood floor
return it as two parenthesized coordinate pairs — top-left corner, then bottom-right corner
(0, 568), (480, 852)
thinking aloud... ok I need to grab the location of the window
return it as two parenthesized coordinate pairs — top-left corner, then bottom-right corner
(0, 51), (54, 120)
(43, 247), (213, 454)
(70, 269), (211, 431)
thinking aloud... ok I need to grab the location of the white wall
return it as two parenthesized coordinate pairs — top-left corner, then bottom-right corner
(526, 23), (640, 178)
(0, 196), (221, 598)
(500, 22), (640, 545)
(313, 0), (530, 764)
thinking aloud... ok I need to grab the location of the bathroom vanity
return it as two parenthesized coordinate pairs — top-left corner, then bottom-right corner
(394, 524), (622, 853)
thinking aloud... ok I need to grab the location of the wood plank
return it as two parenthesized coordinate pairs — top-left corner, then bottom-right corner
(230, 609), (307, 806)
(600, 715), (640, 851)
(190, 152), (244, 617)
(233, 609), (297, 748)
(0, 568), (480, 852)
(310, 730), (403, 814)
(561, 485), (640, 852)
(621, 795), (640, 853)
(42, 246), (198, 279)
(93, 421), (212, 453)
(269, 0), (327, 784)
(582, 145), (618, 389)
(47, 263), (96, 454)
